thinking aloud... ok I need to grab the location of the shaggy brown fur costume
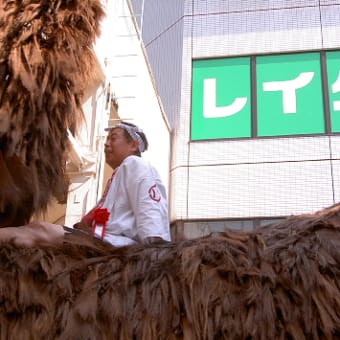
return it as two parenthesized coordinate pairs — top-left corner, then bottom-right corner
(0, 0), (104, 227)
(0, 203), (340, 339)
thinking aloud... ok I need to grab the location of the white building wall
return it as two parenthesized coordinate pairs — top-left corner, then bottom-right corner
(64, 85), (107, 226)
(170, 0), (340, 221)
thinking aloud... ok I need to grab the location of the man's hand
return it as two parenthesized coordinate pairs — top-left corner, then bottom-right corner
(73, 218), (92, 232)
(0, 222), (65, 247)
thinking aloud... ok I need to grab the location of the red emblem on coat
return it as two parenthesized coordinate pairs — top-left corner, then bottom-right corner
(148, 184), (161, 202)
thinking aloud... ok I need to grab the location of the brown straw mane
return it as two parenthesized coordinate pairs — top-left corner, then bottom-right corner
(1, 204), (340, 339)
(0, 0), (104, 227)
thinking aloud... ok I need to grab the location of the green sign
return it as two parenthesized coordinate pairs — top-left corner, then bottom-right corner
(326, 51), (340, 133)
(191, 57), (251, 140)
(191, 51), (340, 140)
(257, 53), (324, 137)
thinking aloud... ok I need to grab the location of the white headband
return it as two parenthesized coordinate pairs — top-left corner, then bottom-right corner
(105, 123), (146, 153)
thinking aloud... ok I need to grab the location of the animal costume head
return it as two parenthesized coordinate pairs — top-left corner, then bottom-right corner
(0, 0), (104, 227)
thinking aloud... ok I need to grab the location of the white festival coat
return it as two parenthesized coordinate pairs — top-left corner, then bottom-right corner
(94, 155), (170, 247)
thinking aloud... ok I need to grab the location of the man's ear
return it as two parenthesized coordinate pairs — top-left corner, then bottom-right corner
(130, 140), (140, 153)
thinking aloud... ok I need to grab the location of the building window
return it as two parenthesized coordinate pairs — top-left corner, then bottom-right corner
(191, 50), (340, 140)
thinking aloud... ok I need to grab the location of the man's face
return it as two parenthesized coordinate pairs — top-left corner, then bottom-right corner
(104, 128), (139, 169)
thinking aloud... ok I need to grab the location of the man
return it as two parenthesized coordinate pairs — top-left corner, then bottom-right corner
(74, 121), (171, 247)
